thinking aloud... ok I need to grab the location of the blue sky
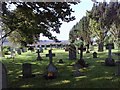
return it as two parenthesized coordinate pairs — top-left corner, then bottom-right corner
(41, 0), (94, 40)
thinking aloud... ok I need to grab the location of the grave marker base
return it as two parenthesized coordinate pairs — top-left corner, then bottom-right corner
(77, 59), (89, 67)
(105, 58), (115, 66)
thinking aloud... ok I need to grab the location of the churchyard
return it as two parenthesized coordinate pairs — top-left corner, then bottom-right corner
(0, 46), (119, 88)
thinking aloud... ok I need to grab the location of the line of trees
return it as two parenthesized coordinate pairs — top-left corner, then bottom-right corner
(69, 1), (120, 51)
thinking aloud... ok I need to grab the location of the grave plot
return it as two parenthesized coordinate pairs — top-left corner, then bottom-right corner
(68, 44), (76, 60)
(105, 43), (115, 66)
(44, 50), (58, 79)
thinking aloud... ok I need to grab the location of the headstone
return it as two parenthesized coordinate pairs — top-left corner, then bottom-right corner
(22, 63), (35, 78)
(86, 43), (90, 53)
(105, 43), (115, 66)
(69, 44), (76, 60)
(46, 50), (55, 64)
(115, 61), (120, 76)
(40, 46), (43, 53)
(21, 47), (27, 53)
(77, 44), (88, 67)
(58, 59), (64, 63)
(36, 49), (42, 61)
(44, 45), (47, 50)
(0, 63), (7, 89)
(28, 46), (34, 52)
(16, 48), (21, 55)
(50, 44), (52, 50)
(44, 50), (57, 79)
(93, 52), (97, 58)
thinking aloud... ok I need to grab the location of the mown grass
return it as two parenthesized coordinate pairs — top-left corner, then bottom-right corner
(1, 48), (120, 88)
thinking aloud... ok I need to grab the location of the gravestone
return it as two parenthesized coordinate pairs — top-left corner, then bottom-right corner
(44, 45), (47, 50)
(28, 46), (34, 52)
(16, 48), (21, 55)
(40, 46), (43, 53)
(44, 50), (58, 79)
(58, 59), (64, 64)
(77, 44), (88, 68)
(36, 49), (42, 61)
(21, 47), (27, 53)
(22, 63), (35, 78)
(105, 43), (115, 66)
(86, 43), (90, 53)
(0, 63), (7, 89)
(50, 44), (53, 50)
(93, 52), (97, 58)
(69, 44), (76, 60)
(10, 48), (15, 59)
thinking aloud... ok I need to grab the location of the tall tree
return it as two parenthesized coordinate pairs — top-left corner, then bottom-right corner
(1, 2), (79, 46)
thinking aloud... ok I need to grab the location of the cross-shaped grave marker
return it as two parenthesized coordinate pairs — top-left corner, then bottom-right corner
(77, 44), (88, 67)
(105, 43), (115, 66)
(36, 48), (42, 61)
(78, 44), (86, 60)
(46, 50), (55, 64)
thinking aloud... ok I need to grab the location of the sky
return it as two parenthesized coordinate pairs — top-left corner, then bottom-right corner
(41, 0), (94, 40)
(7, 0), (120, 40)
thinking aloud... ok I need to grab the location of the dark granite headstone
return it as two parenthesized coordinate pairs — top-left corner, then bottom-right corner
(69, 44), (76, 60)
(22, 63), (35, 78)
(58, 59), (64, 63)
(93, 52), (97, 58)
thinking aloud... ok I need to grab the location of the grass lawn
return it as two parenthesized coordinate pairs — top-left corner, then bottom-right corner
(1, 48), (120, 88)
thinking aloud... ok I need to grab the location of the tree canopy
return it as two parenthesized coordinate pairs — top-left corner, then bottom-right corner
(1, 2), (79, 46)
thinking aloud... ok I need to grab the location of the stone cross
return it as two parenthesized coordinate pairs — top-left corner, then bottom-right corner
(105, 43), (115, 66)
(106, 43), (114, 60)
(78, 44), (86, 60)
(36, 49), (42, 60)
(46, 50), (55, 64)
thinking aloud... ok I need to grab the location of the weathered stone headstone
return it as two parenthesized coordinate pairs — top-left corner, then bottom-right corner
(44, 50), (58, 79)
(36, 49), (42, 61)
(22, 63), (35, 78)
(44, 45), (47, 50)
(40, 46), (43, 53)
(93, 52), (97, 58)
(0, 63), (7, 89)
(69, 44), (76, 60)
(105, 43), (115, 66)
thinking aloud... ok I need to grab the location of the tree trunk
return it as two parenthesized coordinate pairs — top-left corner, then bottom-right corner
(98, 42), (104, 52)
